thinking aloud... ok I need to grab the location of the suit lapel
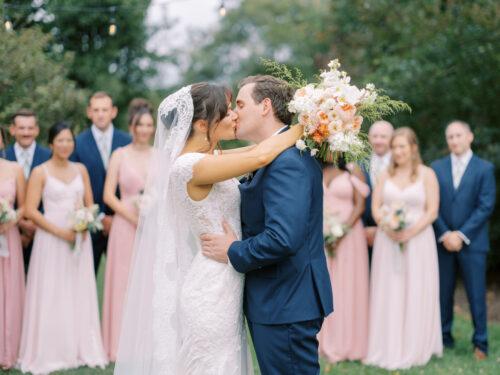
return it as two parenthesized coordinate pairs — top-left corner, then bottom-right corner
(454, 155), (476, 197)
(31, 144), (41, 171)
(6, 146), (16, 161)
(87, 130), (106, 172)
(111, 128), (121, 152)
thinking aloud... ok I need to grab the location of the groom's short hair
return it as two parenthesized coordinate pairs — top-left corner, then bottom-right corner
(239, 75), (295, 125)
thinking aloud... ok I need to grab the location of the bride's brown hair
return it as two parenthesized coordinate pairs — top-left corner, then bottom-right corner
(388, 127), (422, 182)
(189, 83), (232, 146)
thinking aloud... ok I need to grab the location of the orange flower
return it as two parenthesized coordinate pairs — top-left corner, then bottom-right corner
(352, 116), (363, 132)
(341, 103), (354, 112)
(317, 111), (330, 125)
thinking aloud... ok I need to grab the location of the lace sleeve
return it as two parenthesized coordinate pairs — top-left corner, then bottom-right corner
(171, 152), (207, 193)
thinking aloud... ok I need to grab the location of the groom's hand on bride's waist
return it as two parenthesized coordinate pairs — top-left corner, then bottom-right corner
(200, 220), (237, 264)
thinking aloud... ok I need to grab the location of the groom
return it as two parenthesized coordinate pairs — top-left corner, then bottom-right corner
(201, 75), (333, 374)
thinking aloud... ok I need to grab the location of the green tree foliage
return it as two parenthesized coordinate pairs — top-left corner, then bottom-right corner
(2, 0), (160, 127)
(0, 26), (87, 138)
(183, 0), (500, 267)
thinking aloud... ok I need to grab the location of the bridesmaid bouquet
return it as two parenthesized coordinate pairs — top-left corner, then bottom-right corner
(380, 202), (408, 251)
(323, 212), (349, 257)
(262, 58), (410, 163)
(69, 205), (104, 253)
(0, 198), (17, 257)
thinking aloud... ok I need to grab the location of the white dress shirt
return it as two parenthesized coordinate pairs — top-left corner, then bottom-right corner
(370, 152), (391, 187)
(438, 149), (473, 246)
(14, 141), (37, 179)
(91, 124), (114, 169)
(451, 149), (473, 189)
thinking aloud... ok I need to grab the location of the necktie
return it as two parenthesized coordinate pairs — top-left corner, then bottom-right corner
(21, 150), (31, 179)
(371, 157), (382, 186)
(453, 159), (463, 189)
(99, 134), (109, 168)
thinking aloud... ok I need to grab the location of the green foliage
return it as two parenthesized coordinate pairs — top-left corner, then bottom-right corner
(358, 94), (412, 124)
(0, 27), (88, 139)
(260, 58), (308, 88)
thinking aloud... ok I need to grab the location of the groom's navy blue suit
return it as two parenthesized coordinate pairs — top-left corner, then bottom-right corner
(432, 154), (495, 353)
(228, 138), (334, 375)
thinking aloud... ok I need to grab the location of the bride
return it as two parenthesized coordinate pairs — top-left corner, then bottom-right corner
(114, 83), (301, 374)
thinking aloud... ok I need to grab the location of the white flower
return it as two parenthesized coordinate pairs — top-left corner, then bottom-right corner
(295, 139), (307, 151)
(331, 223), (344, 238)
(310, 148), (319, 157)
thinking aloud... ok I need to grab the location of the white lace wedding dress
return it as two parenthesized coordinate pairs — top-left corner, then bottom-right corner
(169, 152), (252, 375)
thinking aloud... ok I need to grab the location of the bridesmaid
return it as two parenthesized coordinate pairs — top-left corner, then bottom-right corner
(0, 128), (26, 370)
(102, 99), (154, 361)
(364, 127), (442, 370)
(318, 157), (370, 366)
(18, 122), (107, 374)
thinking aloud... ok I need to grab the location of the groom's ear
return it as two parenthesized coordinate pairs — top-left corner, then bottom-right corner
(261, 97), (273, 117)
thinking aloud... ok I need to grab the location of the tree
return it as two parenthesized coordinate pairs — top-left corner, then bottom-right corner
(0, 26), (87, 138)
(3, 0), (161, 127)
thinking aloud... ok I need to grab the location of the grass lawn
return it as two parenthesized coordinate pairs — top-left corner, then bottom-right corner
(5, 259), (499, 374)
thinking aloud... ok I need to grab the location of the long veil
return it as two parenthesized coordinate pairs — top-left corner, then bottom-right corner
(114, 86), (194, 374)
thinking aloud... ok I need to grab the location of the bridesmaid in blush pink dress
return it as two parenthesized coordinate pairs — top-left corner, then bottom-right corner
(18, 123), (107, 374)
(364, 127), (442, 370)
(318, 159), (370, 366)
(0, 141), (26, 370)
(102, 100), (154, 361)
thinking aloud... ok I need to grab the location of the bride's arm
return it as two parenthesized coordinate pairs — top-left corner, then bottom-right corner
(219, 145), (257, 154)
(190, 126), (303, 186)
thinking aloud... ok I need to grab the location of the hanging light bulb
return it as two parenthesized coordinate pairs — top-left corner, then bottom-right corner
(4, 19), (13, 31)
(108, 22), (117, 36)
(108, 6), (117, 36)
(219, 2), (227, 17)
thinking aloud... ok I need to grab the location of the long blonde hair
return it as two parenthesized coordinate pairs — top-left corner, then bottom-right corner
(388, 127), (422, 182)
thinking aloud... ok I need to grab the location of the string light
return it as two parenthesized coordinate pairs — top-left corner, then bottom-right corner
(219, 1), (226, 17)
(4, 19), (13, 31)
(108, 6), (117, 36)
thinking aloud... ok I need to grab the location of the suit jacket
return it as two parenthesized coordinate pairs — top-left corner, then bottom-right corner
(431, 154), (496, 253)
(71, 128), (131, 214)
(5, 143), (51, 172)
(228, 146), (334, 325)
(361, 162), (376, 227)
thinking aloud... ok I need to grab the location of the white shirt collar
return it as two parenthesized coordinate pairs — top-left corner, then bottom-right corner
(14, 141), (36, 159)
(451, 149), (473, 166)
(91, 123), (114, 140)
(372, 151), (391, 165)
(272, 125), (289, 137)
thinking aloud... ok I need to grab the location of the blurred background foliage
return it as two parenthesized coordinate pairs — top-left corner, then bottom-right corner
(1, 0), (499, 269)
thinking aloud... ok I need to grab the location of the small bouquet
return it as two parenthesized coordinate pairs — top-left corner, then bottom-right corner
(380, 201), (408, 251)
(323, 212), (349, 257)
(0, 198), (18, 257)
(69, 204), (104, 253)
(262, 58), (410, 163)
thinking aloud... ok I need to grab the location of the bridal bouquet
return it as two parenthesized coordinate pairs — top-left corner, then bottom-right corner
(323, 211), (349, 257)
(262, 58), (410, 163)
(0, 198), (18, 257)
(380, 201), (408, 251)
(69, 204), (104, 253)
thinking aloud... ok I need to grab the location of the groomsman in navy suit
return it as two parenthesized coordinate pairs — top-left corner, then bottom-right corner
(71, 92), (131, 274)
(362, 121), (393, 262)
(431, 120), (496, 360)
(6, 109), (51, 271)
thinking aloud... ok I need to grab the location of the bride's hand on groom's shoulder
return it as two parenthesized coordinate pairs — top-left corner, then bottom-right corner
(200, 220), (237, 264)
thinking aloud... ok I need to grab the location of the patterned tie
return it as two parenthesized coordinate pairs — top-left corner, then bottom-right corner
(452, 159), (463, 189)
(99, 134), (109, 168)
(21, 149), (31, 179)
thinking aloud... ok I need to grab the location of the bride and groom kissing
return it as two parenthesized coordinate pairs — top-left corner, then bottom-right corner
(115, 75), (333, 374)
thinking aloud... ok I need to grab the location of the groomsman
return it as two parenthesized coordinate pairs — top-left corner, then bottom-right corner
(362, 120), (394, 249)
(5, 109), (51, 270)
(431, 120), (496, 360)
(71, 92), (131, 274)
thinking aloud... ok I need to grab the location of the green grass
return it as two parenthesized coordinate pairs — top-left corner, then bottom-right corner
(5, 259), (500, 374)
